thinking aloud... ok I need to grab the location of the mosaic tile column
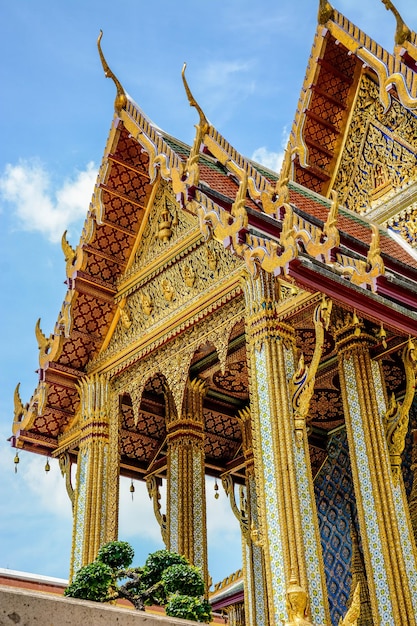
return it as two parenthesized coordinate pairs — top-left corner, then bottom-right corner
(166, 379), (208, 589)
(70, 373), (118, 579)
(223, 407), (269, 626)
(334, 314), (417, 626)
(243, 273), (330, 626)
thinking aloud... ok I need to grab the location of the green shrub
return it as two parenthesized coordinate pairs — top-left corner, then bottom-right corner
(166, 593), (212, 623)
(162, 563), (205, 597)
(97, 540), (134, 570)
(64, 561), (113, 602)
(143, 549), (188, 586)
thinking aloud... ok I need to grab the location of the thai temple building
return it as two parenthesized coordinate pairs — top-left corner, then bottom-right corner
(10, 0), (417, 624)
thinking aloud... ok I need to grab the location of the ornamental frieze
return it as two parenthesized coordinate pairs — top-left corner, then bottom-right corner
(333, 74), (417, 217)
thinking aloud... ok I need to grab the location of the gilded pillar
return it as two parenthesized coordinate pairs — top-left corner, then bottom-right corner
(70, 373), (119, 578)
(243, 272), (330, 626)
(223, 407), (269, 626)
(166, 379), (208, 588)
(334, 314), (417, 625)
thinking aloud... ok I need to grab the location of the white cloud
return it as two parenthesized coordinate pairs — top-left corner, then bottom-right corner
(251, 147), (284, 172)
(197, 60), (256, 119)
(0, 159), (96, 243)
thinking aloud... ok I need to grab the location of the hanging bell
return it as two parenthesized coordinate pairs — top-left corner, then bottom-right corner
(214, 479), (219, 500)
(45, 458), (51, 473)
(14, 452), (19, 474)
(130, 480), (135, 501)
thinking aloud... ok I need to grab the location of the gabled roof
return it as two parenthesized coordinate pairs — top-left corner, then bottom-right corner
(12, 7), (417, 461)
(290, 0), (417, 197)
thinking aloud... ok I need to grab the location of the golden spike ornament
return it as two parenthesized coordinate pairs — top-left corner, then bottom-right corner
(381, 0), (411, 46)
(260, 146), (292, 216)
(318, 0), (334, 25)
(97, 30), (127, 113)
(339, 582), (361, 626)
(335, 224), (384, 292)
(35, 318), (64, 368)
(13, 383), (26, 426)
(293, 190), (340, 263)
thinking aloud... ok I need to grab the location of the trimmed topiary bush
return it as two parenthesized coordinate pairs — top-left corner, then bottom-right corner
(64, 560), (113, 602)
(166, 593), (212, 623)
(64, 542), (212, 623)
(97, 540), (134, 569)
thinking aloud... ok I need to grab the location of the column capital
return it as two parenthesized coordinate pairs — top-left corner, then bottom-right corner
(332, 310), (377, 355)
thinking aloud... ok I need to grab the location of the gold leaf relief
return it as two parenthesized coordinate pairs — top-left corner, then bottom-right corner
(333, 74), (417, 214)
(102, 239), (243, 362)
(128, 182), (196, 274)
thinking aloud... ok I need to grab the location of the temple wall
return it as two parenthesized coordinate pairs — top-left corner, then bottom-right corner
(0, 586), (199, 626)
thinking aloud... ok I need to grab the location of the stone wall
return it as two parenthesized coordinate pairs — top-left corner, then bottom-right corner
(0, 586), (200, 626)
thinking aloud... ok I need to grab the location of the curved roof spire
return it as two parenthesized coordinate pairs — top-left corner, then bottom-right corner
(318, 0), (334, 25)
(97, 30), (127, 113)
(381, 0), (411, 45)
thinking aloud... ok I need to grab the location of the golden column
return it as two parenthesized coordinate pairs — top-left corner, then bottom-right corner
(334, 313), (417, 625)
(223, 406), (269, 626)
(243, 272), (330, 626)
(166, 378), (208, 588)
(70, 373), (119, 578)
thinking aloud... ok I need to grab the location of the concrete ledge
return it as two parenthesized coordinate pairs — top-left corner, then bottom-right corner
(0, 586), (200, 626)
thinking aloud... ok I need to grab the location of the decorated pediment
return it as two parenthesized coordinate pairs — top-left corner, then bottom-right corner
(332, 74), (417, 218)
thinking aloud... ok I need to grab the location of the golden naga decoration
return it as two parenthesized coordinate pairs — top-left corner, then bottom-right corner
(13, 383), (26, 427)
(97, 30), (127, 113)
(59, 453), (75, 510)
(61, 231), (77, 277)
(318, 0), (334, 25)
(35, 318), (63, 369)
(146, 475), (168, 545)
(383, 338), (417, 485)
(221, 474), (250, 539)
(335, 224), (384, 292)
(243, 203), (297, 277)
(260, 146), (292, 216)
(381, 0), (412, 46)
(293, 190), (340, 263)
(291, 296), (332, 447)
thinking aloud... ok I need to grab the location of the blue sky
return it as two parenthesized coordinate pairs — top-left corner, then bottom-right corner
(1, 0), (416, 586)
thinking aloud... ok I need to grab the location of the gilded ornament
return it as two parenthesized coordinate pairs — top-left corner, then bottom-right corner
(97, 31), (127, 113)
(318, 0), (334, 25)
(140, 292), (153, 316)
(161, 278), (175, 301)
(383, 339), (417, 485)
(35, 318), (64, 369)
(146, 475), (168, 545)
(381, 0), (412, 46)
(157, 201), (176, 242)
(291, 296), (332, 446)
(293, 190), (340, 263)
(207, 247), (217, 271)
(13, 383), (26, 426)
(118, 304), (132, 330)
(61, 230), (77, 277)
(59, 453), (75, 509)
(221, 473), (249, 538)
(283, 575), (313, 625)
(335, 225), (384, 292)
(339, 582), (361, 626)
(183, 264), (196, 287)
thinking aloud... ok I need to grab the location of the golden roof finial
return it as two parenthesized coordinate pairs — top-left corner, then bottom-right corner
(181, 63), (210, 172)
(381, 0), (411, 46)
(97, 30), (127, 113)
(318, 0), (334, 25)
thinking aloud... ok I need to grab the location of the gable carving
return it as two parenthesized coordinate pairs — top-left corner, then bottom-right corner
(129, 181), (196, 274)
(333, 74), (417, 217)
(99, 233), (243, 365)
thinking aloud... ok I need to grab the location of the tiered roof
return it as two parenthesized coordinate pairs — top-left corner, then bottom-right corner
(11, 1), (417, 465)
